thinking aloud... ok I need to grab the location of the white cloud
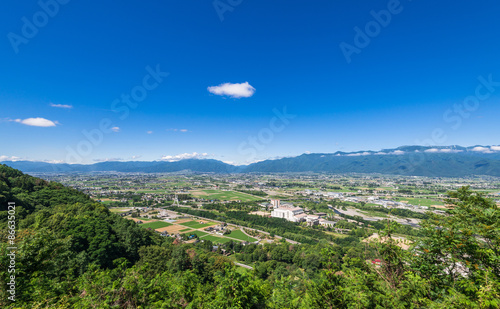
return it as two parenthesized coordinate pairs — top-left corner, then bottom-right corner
(207, 82), (256, 98)
(146, 131), (153, 134)
(14, 117), (57, 127)
(424, 148), (463, 153)
(111, 127), (120, 132)
(471, 146), (491, 153)
(305, 151), (311, 154)
(490, 146), (500, 151)
(0, 155), (21, 161)
(167, 128), (189, 133)
(425, 148), (439, 153)
(440, 148), (463, 153)
(161, 152), (208, 162)
(390, 150), (405, 155)
(43, 159), (65, 164)
(0, 156), (65, 163)
(50, 103), (73, 109)
(131, 155), (142, 160)
(346, 152), (372, 157)
(93, 158), (123, 162)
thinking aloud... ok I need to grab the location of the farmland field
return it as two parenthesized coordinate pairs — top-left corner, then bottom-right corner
(179, 220), (216, 229)
(108, 207), (131, 212)
(190, 230), (208, 237)
(191, 189), (263, 202)
(227, 229), (257, 242)
(139, 221), (172, 230)
(201, 235), (235, 244)
(396, 197), (444, 206)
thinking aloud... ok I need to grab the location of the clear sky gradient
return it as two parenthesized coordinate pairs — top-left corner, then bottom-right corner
(1, 0), (500, 164)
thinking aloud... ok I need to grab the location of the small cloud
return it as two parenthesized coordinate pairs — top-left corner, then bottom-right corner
(345, 152), (372, 157)
(471, 146), (491, 153)
(131, 155), (142, 160)
(167, 128), (189, 133)
(390, 150), (405, 155)
(146, 131), (153, 134)
(43, 159), (65, 164)
(0, 155), (21, 161)
(424, 148), (462, 153)
(93, 158), (123, 162)
(440, 148), (463, 153)
(490, 146), (500, 151)
(50, 103), (73, 109)
(161, 152), (208, 162)
(207, 81), (256, 98)
(13, 117), (58, 127)
(305, 151), (311, 154)
(111, 127), (120, 132)
(425, 148), (439, 153)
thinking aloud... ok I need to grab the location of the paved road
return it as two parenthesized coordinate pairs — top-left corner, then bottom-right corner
(234, 262), (253, 270)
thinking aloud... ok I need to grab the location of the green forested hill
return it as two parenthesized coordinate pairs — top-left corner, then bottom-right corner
(1, 164), (499, 308)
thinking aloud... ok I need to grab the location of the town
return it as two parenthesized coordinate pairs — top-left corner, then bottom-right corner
(36, 172), (500, 262)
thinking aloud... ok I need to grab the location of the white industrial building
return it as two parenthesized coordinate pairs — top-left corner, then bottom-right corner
(271, 200), (305, 222)
(270, 199), (281, 208)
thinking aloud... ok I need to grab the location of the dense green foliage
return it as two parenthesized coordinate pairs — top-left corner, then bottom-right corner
(1, 164), (499, 308)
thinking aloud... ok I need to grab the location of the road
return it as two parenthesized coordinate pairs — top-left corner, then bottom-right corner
(234, 262), (253, 270)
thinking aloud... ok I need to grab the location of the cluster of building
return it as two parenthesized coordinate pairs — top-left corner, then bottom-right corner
(270, 199), (336, 227)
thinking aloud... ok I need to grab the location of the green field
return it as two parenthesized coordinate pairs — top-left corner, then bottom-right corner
(325, 231), (349, 238)
(108, 207), (130, 212)
(358, 210), (389, 218)
(180, 228), (192, 232)
(201, 235), (234, 244)
(180, 220), (216, 229)
(100, 200), (117, 205)
(191, 230), (208, 237)
(396, 197), (444, 206)
(139, 221), (172, 229)
(195, 190), (263, 202)
(226, 229), (257, 242)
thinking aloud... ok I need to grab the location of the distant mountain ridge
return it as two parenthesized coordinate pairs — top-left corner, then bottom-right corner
(3, 145), (500, 177)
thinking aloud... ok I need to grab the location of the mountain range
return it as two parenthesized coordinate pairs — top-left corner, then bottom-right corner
(3, 145), (500, 177)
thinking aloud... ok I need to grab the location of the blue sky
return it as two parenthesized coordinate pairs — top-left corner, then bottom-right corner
(1, 0), (500, 164)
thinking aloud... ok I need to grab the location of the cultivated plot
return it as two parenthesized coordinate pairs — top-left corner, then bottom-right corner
(227, 229), (257, 242)
(180, 220), (217, 229)
(191, 189), (262, 202)
(139, 221), (172, 230)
